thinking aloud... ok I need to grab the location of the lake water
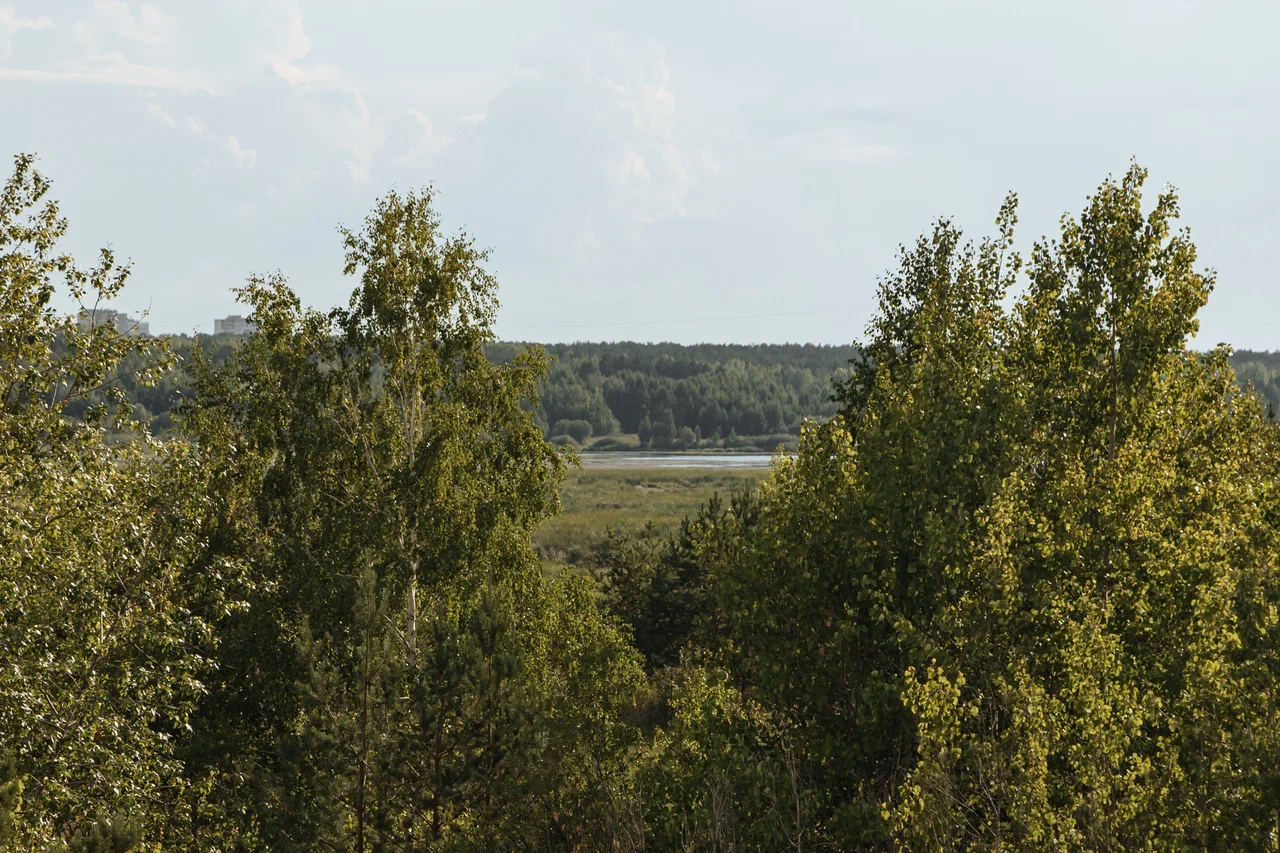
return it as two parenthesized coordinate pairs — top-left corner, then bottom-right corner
(579, 452), (783, 470)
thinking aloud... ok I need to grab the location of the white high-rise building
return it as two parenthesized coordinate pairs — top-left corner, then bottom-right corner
(214, 314), (256, 335)
(77, 308), (150, 336)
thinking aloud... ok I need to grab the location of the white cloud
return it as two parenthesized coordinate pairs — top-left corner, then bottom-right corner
(250, 0), (384, 188)
(613, 148), (650, 190)
(335, 92), (384, 187)
(0, 50), (209, 91)
(271, 59), (340, 87)
(144, 101), (256, 169)
(261, 0), (340, 91)
(72, 0), (178, 49)
(389, 107), (448, 164)
(261, 0), (310, 65)
(0, 7), (54, 60)
(405, 108), (442, 144)
(143, 100), (177, 126)
(638, 61), (675, 135)
(589, 44), (713, 219)
(224, 135), (256, 169)
(776, 128), (897, 164)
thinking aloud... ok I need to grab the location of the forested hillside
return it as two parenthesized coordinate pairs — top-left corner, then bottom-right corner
(5, 153), (1280, 849)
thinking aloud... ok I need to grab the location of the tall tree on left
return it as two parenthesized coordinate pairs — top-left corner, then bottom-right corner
(0, 154), (249, 848)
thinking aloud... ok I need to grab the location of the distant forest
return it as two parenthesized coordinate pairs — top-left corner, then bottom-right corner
(78, 337), (1280, 446)
(488, 341), (859, 449)
(1230, 350), (1280, 416)
(82, 337), (860, 448)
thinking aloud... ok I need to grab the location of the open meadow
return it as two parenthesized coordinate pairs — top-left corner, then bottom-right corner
(534, 465), (767, 566)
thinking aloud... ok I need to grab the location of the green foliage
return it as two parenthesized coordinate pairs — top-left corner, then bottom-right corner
(0, 154), (248, 848)
(0, 754), (20, 846)
(180, 184), (645, 848)
(66, 816), (142, 853)
(638, 661), (826, 851)
(679, 165), (1280, 848)
(483, 342), (860, 444)
(595, 489), (759, 672)
(1230, 350), (1280, 415)
(268, 567), (545, 849)
(10, 148), (1280, 851)
(551, 417), (593, 443)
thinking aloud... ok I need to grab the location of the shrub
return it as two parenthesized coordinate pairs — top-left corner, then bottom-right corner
(551, 419), (593, 443)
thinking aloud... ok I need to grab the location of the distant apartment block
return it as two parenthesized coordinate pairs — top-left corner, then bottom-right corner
(77, 308), (150, 336)
(214, 314), (256, 335)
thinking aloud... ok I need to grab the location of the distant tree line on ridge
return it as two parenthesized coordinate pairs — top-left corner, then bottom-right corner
(65, 337), (861, 450)
(68, 335), (1280, 448)
(488, 341), (859, 450)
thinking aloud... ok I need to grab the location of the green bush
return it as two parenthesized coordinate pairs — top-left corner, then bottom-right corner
(551, 418), (593, 443)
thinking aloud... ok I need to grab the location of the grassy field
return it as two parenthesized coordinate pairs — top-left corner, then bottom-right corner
(535, 466), (767, 566)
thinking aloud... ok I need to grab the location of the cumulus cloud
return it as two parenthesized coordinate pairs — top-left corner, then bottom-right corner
(270, 59), (339, 87)
(334, 92), (384, 187)
(387, 108), (448, 165)
(71, 0), (178, 49)
(0, 50), (209, 91)
(773, 128), (897, 164)
(258, 0), (310, 66)
(249, 0), (385, 188)
(613, 149), (651, 191)
(0, 7), (54, 60)
(261, 0), (340, 91)
(144, 101), (257, 169)
(224, 135), (256, 169)
(143, 100), (177, 126)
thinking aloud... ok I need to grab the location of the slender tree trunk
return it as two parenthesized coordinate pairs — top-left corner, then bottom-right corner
(406, 578), (417, 670)
(432, 708), (443, 841)
(357, 613), (371, 853)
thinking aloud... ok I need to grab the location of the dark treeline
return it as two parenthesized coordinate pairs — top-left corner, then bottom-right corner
(77, 338), (857, 450)
(54, 334), (239, 434)
(1231, 349), (1280, 416)
(5, 152), (1280, 850)
(489, 341), (857, 449)
(76, 338), (1280, 451)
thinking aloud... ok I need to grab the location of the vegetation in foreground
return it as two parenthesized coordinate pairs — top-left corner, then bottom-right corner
(4, 151), (1280, 850)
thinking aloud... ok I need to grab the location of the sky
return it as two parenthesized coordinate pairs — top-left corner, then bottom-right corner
(1, 0), (1277, 346)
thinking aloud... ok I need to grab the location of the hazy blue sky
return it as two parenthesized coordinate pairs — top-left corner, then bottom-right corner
(2, 1), (1276, 344)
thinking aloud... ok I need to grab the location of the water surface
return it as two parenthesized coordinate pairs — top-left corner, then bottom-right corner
(578, 452), (782, 470)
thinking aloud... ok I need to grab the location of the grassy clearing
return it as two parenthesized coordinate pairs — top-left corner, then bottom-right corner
(535, 466), (766, 566)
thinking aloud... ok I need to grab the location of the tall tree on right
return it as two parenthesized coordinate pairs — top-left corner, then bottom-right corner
(671, 165), (1280, 849)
